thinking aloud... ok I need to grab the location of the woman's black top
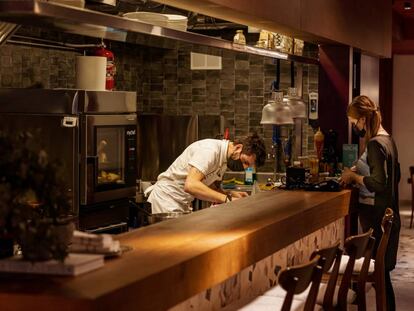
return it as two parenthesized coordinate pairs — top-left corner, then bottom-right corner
(363, 135), (401, 270)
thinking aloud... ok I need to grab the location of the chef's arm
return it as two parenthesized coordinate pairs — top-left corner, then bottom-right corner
(210, 180), (225, 193)
(184, 166), (228, 203)
(210, 180), (249, 199)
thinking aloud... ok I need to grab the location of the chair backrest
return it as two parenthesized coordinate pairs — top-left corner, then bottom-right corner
(278, 255), (324, 311)
(310, 241), (343, 309)
(337, 228), (374, 310)
(375, 208), (394, 269)
(373, 208), (394, 311)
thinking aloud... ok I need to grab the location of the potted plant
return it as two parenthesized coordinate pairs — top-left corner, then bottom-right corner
(0, 130), (74, 261)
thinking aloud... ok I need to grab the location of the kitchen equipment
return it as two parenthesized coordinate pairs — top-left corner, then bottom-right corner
(75, 56), (106, 90)
(303, 179), (341, 192)
(0, 89), (137, 233)
(163, 14), (188, 31)
(129, 200), (191, 225)
(90, 45), (116, 91)
(285, 166), (306, 189)
(123, 11), (169, 28)
(123, 12), (188, 31)
(148, 211), (192, 224)
(0, 22), (19, 46)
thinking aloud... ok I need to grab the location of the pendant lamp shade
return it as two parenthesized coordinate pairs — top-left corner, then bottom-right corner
(261, 91), (294, 125)
(284, 87), (307, 119)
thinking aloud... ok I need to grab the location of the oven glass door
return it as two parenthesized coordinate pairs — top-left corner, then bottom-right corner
(96, 126), (125, 189)
(82, 114), (137, 205)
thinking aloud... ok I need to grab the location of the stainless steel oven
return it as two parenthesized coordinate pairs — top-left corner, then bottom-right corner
(0, 88), (137, 233)
(81, 114), (136, 205)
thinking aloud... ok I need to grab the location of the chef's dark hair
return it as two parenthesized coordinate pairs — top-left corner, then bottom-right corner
(234, 133), (266, 167)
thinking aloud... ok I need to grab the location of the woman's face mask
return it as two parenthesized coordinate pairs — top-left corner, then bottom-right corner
(352, 118), (366, 138)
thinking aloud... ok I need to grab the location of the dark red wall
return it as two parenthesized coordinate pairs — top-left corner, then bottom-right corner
(318, 45), (351, 156)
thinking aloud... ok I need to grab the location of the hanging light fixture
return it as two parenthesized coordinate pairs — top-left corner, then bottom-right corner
(260, 91), (294, 125)
(284, 87), (307, 119)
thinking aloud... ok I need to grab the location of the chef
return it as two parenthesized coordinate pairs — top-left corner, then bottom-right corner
(144, 133), (266, 214)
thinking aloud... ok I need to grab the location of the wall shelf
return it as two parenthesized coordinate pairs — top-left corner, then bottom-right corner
(0, 0), (318, 64)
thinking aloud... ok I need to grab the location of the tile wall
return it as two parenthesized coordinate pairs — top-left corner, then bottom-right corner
(0, 26), (319, 171)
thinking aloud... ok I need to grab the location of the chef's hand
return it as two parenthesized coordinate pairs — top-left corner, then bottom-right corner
(340, 167), (355, 185)
(230, 191), (249, 200)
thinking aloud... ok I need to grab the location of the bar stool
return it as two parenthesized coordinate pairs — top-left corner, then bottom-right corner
(335, 208), (394, 311)
(408, 166), (414, 229)
(223, 255), (324, 311)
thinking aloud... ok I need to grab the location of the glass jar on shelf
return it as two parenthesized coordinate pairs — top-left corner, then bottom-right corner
(233, 30), (246, 45)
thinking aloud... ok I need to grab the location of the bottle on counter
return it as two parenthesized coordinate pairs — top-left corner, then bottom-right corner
(314, 128), (325, 160)
(245, 167), (254, 185)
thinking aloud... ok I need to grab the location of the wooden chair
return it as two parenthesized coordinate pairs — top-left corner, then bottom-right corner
(311, 242), (343, 310)
(274, 231), (374, 311)
(263, 241), (343, 311)
(337, 208), (394, 311)
(408, 166), (414, 229)
(278, 255), (325, 311)
(337, 228), (375, 311)
(224, 255), (324, 311)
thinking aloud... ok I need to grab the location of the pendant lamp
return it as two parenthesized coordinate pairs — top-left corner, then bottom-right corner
(284, 87), (307, 119)
(260, 91), (294, 125)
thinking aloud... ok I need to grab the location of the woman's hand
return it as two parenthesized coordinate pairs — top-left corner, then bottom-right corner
(340, 167), (356, 185)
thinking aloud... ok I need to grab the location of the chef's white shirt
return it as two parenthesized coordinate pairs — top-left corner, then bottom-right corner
(146, 139), (229, 213)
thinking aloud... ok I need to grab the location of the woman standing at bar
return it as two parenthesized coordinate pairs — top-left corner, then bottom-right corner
(341, 95), (401, 311)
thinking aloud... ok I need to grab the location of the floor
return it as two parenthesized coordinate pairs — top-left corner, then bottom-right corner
(365, 203), (414, 310)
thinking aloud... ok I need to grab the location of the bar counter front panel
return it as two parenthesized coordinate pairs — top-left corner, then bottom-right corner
(0, 189), (351, 311)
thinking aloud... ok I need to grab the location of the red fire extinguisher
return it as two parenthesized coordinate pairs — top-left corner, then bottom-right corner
(91, 45), (116, 91)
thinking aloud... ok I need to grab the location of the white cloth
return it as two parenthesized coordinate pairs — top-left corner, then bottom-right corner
(146, 139), (229, 214)
(263, 283), (357, 306)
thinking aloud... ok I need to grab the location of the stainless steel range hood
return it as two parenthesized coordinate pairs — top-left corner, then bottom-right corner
(0, 21), (19, 46)
(0, 0), (317, 64)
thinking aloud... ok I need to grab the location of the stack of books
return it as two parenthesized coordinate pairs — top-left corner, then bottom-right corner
(69, 230), (121, 255)
(0, 253), (104, 276)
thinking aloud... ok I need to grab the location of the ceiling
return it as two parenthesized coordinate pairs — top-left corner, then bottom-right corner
(389, 1), (414, 53)
(393, 0), (414, 18)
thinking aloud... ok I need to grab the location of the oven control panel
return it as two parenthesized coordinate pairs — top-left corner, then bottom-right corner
(125, 125), (137, 185)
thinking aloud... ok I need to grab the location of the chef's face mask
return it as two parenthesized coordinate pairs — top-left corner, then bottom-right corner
(352, 118), (366, 138)
(227, 147), (245, 171)
(227, 157), (244, 171)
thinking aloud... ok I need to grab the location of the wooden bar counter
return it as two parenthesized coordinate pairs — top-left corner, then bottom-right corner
(0, 189), (351, 311)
